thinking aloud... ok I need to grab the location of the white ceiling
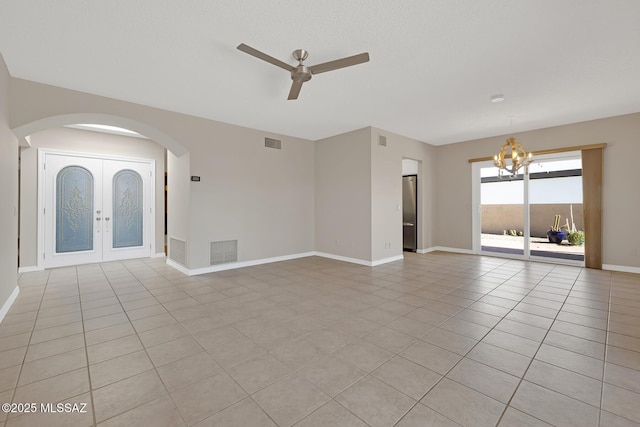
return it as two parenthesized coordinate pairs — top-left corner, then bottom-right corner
(1, 1), (639, 145)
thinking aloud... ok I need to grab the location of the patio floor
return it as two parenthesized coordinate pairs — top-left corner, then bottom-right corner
(481, 234), (584, 261)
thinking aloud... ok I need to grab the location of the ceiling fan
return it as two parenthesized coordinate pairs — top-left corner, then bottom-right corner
(237, 43), (370, 100)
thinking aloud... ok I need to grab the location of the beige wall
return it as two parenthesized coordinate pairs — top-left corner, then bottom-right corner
(10, 78), (315, 270)
(371, 127), (436, 260)
(435, 113), (640, 268)
(314, 126), (436, 263)
(0, 52), (18, 312)
(315, 128), (372, 261)
(186, 124), (314, 269)
(167, 151), (190, 244)
(6, 75), (640, 272)
(19, 127), (166, 267)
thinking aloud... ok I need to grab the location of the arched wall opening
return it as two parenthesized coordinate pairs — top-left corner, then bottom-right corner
(14, 113), (190, 271)
(12, 113), (188, 156)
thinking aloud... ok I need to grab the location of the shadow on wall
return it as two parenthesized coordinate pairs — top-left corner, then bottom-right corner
(482, 204), (584, 237)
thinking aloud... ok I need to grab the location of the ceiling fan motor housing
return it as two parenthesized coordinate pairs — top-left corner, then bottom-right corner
(291, 65), (312, 82)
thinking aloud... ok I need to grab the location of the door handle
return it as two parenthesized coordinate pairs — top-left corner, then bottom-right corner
(96, 217), (101, 221)
(105, 217), (110, 221)
(403, 222), (415, 226)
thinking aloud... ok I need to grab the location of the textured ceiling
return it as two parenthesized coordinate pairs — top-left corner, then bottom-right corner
(1, 1), (639, 145)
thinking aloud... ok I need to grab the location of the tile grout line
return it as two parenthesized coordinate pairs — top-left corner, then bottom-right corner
(126, 260), (276, 423)
(598, 272), (613, 427)
(75, 266), (98, 427)
(12, 256), (637, 427)
(3, 269), (51, 426)
(118, 260), (280, 427)
(97, 261), (191, 426)
(171, 259), (397, 426)
(446, 262), (565, 426)
(494, 265), (592, 426)
(392, 258), (551, 426)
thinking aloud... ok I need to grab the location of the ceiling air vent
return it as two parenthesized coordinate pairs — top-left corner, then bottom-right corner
(265, 137), (282, 150)
(378, 135), (387, 147)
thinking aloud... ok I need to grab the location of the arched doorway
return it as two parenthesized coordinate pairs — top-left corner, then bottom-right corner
(13, 114), (188, 271)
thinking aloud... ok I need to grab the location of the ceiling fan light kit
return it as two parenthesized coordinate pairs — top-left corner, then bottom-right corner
(237, 43), (370, 100)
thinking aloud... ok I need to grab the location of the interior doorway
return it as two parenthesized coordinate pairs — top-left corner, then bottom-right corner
(473, 151), (585, 265)
(41, 150), (155, 268)
(402, 159), (419, 252)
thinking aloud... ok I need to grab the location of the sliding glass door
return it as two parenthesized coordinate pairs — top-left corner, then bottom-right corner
(528, 156), (584, 262)
(474, 151), (584, 265)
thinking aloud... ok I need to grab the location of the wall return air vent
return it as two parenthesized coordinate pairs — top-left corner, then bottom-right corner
(210, 240), (238, 265)
(378, 135), (387, 147)
(169, 238), (186, 266)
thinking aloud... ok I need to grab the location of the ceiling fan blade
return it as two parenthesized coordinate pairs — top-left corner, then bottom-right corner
(237, 43), (295, 72)
(287, 80), (303, 100)
(308, 52), (370, 74)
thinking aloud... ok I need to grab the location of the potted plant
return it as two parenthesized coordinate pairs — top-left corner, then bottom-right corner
(567, 230), (585, 246)
(548, 206), (585, 246)
(547, 214), (567, 244)
(565, 205), (585, 246)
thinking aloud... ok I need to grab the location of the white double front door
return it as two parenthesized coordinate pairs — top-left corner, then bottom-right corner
(43, 152), (154, 268)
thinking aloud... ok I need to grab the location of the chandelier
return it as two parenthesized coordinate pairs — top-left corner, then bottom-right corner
(493, 137), (533, 177)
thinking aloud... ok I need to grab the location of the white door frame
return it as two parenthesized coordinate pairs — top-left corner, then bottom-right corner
(38, 148), (156, 269)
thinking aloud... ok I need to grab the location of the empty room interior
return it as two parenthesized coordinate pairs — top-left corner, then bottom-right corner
(1, 2), (640, 426)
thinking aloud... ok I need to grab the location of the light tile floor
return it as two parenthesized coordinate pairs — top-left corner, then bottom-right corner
(1, 252), (639, 426)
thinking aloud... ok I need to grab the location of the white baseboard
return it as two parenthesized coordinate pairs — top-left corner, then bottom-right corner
(314, 252), (404, 267)
(313, 252), (374, 267)
(165, 251), (407, 276)
(371, 255), (404, 266)
(166, 252), (316, 276)
(18, 266), (44, 273)
(421, 246), (475, 255)
(151, 252), (166, 259)
(603, 264), (640, 274)
(0, 286), (20, 324)
(165, 258), (190, 275)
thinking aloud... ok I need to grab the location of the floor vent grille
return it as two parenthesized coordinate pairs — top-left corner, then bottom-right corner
(210, 240), (238, 265)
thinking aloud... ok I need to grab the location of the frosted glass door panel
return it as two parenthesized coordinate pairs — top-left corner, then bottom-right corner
(112, 170), (144, 248)
(102, 160), (152, 262)
(56, 166), (94, 253)
(45, 154), (103, 268)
